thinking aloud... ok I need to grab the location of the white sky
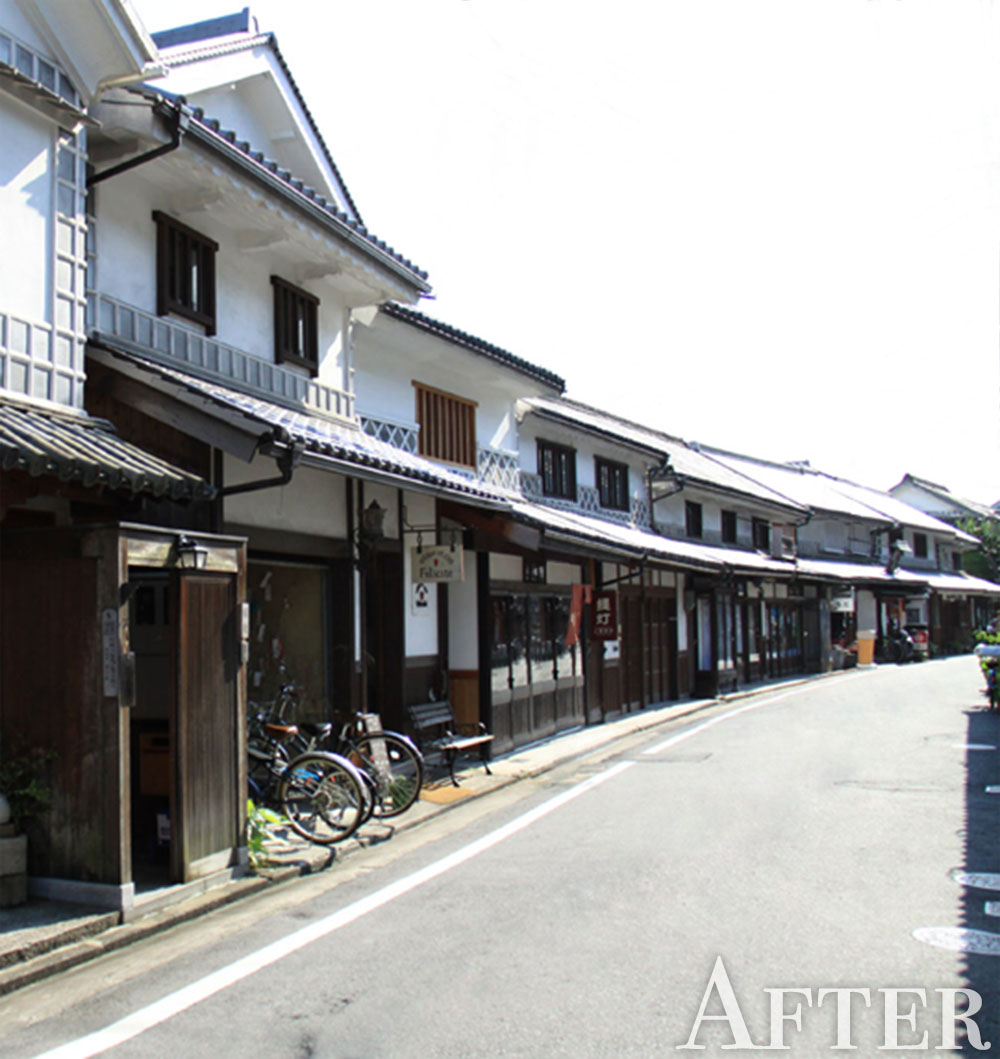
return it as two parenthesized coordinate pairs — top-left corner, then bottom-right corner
(132, 0), (1000, 504)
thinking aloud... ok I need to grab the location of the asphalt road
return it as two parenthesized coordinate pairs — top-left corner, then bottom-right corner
(2, 657), (998, 1057)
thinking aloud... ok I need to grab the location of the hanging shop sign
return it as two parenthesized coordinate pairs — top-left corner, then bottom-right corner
(590, 590), (618, 640)
(411, 544), (464, 583)
(830, 588), (856, 614)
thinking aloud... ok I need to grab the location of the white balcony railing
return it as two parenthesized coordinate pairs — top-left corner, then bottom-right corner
(91, 293), (354, 422)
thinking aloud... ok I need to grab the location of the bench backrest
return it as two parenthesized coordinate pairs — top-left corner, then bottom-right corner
(408, 701), (455, 732)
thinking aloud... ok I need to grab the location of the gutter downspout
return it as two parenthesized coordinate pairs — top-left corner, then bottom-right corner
(87, 101), (187, 187)
(218, 430), (302, 498)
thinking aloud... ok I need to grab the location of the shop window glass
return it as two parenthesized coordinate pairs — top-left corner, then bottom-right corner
(248, 560), (329, 722)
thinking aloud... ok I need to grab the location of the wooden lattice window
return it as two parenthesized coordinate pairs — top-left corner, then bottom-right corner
(596, 457), (629, 511)
(271, 276), (319, 374)
(414, 383), (477, 468)
(538, 439), (576, 500)
(153, 211), (217, 334)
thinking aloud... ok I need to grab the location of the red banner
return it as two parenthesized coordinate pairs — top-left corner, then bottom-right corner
(565, 583), (592, 646)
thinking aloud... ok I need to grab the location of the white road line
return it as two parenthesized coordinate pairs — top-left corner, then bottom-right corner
(35, 759), (634, 1059)
(986, 902), (1000, 918)
(644, 686), (826, 754)
(986, 786), (1000, 794)
(38, 678), (841, 1058)
(952, 744), (997, 751)
(913, 926), (1000, 957)
(951, 871), (1000, 892)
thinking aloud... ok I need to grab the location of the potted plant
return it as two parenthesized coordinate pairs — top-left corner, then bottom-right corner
(0, 747), (52, 907)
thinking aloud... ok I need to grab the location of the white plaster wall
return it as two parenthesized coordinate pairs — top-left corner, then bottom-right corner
(222, 453), (346, 536)
(353, 312), (555, 455)
(0, 2), (50, 52)
(490, 553), (522, 581)
(448, 554), (478, 669)
(402, 490), (437, 657)
(96, 169), (348, 385)
(154, 51), (342, 208)
(0, 100), (51, 324)
(857, 589), (877, 632)
(517, 416), (649, 499)
(548, 561), (580, 586)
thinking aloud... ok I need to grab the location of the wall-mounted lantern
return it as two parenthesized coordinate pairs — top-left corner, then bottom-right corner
(176, 534), (209, 570)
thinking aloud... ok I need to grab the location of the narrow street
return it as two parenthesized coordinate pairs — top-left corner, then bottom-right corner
(1, 657), (997, 1057)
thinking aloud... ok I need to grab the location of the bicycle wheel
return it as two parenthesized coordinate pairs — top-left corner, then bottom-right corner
(278, 752), (365, 844)
(349, 733), (424, 818)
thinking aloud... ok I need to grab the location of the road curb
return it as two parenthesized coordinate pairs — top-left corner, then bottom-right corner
(0, 673), (844, 995)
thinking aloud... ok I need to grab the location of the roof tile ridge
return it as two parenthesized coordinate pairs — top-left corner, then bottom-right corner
(172, 102), (428, 280)
(543, 395), (688, 445)
(382, 303), (564, 388)
(156, 29), (366, 226)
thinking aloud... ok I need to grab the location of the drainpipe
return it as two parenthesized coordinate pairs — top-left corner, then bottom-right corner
(217, 430), (302, 498)
(87, 101), (187, 188)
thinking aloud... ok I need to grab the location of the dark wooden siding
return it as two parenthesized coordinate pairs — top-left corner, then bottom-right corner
(0, 557), (116, 881)
(174, 573), (239, 879)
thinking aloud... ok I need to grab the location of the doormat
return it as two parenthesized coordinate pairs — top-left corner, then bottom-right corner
(420, 785), (472, 805)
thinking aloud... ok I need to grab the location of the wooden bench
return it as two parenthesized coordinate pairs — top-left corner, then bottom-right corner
(406, 701), (494, 787)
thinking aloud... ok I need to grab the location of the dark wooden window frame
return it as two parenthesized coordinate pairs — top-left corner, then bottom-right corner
(595, 457), (629, 511)
(153, 211), (218, 334)
(414, 382), (478, 469)
(685, 500), (703, 539)
(271, 275), (320, 375)
(753, 517), (771, 552)
(913, 532), (929, 559)
(537, 439), (577, 500)
(721, 509), (738, 544)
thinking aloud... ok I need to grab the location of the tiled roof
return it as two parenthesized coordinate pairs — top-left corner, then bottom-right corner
(507, 498), (796, 575)
(521, 397), (807, 514)
(0, 399), (214, 500)
(151, 14), (364, 224)
(893, 473), (996, 520)
(123, 82), (429, 290)
(382, 305), (565, 390)
(90, 343), (507, 504)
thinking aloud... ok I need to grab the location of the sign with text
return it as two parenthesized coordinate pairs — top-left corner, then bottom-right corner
(411, 544), (464, 583)
(590, 590), (618, 640)
(830, 588), (856, 613)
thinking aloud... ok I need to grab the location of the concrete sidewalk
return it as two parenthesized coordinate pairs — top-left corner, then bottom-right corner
(0, 680), (814, 996)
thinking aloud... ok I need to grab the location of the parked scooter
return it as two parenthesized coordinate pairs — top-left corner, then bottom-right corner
(885, 623), (915, 664)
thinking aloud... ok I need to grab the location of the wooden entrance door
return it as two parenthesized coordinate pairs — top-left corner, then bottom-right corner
(172, 572), (241, 882)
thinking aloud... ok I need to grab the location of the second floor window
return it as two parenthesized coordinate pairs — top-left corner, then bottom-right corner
(913, 532), (928, 559)
(596, 457), (629, 511)
(685, 501), (703, 539)
(538, 440), (576, 500)
(753, 518), (771, 552)
(271, 276), (319, 374)
(153, 211), (217, 334)
(721, 509), (737, 544)
(414, 382), (477, 468)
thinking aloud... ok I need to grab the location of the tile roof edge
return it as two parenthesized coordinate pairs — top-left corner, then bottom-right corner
(381, 304), (564, 389)
(152, 29), (366, 226)
(121, 86), (430, 288)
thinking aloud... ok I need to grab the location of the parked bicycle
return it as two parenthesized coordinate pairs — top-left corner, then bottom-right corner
(302, 712), (424, 819)
(252, 672), (424, 819)
(247, 708), (367, 845)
